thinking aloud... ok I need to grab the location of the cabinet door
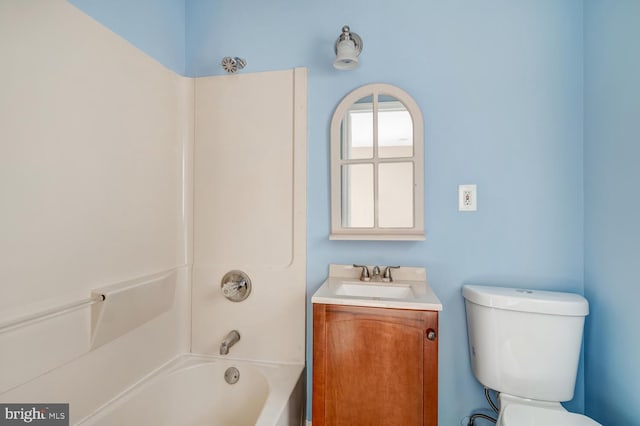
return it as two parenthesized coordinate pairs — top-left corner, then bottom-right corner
(313, 304), (438, 426)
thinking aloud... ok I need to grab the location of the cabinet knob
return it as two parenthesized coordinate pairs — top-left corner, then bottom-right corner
(426, 329), (437, 341)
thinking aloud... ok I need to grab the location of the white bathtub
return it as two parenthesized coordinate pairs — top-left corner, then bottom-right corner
(78, 354), (305, 426)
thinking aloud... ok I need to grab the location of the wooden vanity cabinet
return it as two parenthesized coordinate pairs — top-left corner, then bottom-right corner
(312, 303), (438, 426)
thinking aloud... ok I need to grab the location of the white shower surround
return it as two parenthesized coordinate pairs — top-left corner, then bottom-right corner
(191, 68), (307, 365)
(0, 1), (306, 424)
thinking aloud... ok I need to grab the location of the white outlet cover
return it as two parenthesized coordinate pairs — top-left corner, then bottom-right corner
(458, 184), (477, 211)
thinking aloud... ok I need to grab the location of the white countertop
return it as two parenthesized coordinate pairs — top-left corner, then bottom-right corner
(311, 264), (442, 311)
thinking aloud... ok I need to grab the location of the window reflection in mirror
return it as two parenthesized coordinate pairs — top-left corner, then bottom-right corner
(330, 83), (424, 240)
(377, 96), (413, 159)
(379, 162), (414, 228)
(340, 95), (414, 228)
(341, 96), (373, 160)
(341, 163), (374, 227)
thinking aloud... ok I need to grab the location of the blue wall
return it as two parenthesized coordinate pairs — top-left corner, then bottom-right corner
(71, 1), (587, 423)
(187, 1), (585, 422)
(584, 1), (640, 424)
(68, 0), (186, 74)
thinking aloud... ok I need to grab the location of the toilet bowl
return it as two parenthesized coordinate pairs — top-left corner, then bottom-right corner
(497, 394), (601, 426)
(462, 285), (601, 425)
(501, 403), (600, 426)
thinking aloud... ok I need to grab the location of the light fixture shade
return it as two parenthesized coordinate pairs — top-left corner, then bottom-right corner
(333, 25), (362, 71)
(334, 39), (359, 70)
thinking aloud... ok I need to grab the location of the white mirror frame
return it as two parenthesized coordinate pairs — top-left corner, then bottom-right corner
(330, 83), (425, 240)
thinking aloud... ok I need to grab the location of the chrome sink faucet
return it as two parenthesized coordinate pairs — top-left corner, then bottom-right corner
(220, 330), (240, 355)
(353, 265), (400, 282)
(371, 265), (382, 282)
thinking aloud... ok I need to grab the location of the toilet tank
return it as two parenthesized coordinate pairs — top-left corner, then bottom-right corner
(462, 285), (589, 402)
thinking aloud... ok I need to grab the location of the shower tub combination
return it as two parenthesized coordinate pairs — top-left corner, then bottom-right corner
(78, 354), (305, 426)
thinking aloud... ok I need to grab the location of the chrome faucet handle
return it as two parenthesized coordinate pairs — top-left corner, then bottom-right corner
(222, 279), (245, 298)
(353, 264), (371, 281)
(221, 270), (252, 302)
(382, 266), (400, 282)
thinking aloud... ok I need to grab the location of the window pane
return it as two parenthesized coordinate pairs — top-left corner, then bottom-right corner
(341, 96), (373, 159)
(378, 97), (413, 158)
(341, 164), (374, 227)
(378, 162), (414, 228)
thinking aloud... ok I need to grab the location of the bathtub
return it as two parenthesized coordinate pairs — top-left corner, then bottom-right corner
(78, 354), (305, 426)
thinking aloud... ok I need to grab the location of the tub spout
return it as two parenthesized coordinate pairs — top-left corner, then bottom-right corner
(220, 330), (240, 355)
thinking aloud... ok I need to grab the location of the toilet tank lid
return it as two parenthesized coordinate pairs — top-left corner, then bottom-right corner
(462, 285), (589, 316)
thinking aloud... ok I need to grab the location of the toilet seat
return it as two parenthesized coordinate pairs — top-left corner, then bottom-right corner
(502, 404), (601, 426)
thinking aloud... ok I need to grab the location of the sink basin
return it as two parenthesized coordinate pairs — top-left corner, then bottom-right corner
(334, 282), (415, 299)
(311, 264), (443, 311)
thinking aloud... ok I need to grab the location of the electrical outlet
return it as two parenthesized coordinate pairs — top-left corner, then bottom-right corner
(458, 184), (477, 211)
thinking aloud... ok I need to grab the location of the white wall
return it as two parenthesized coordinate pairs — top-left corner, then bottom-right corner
(0, 1), (192, 421)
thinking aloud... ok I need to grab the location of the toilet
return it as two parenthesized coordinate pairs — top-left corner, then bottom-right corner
(462, 285), (601, 426)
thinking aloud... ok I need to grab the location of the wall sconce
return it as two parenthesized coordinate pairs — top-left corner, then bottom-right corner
(333, 25), (363, 70)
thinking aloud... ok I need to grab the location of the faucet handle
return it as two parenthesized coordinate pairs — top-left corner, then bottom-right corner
(222, 279), (244, 298)
(221, 270), (252, 302)
(382, 266), (400, 282)
(353, 264), (371, 281)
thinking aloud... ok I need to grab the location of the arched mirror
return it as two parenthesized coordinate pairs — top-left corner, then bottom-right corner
(330, 83), (425, 240)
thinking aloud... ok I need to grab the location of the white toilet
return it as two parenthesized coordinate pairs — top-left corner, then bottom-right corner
(462, 285), (601, 426)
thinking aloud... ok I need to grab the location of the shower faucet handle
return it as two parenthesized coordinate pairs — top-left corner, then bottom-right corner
(353, 264), (371, 282)
(222, 279), (244, 298)
(221, 270), (252, 302)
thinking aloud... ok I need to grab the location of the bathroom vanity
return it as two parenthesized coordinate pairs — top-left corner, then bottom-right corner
(312, 264), (442, 426)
